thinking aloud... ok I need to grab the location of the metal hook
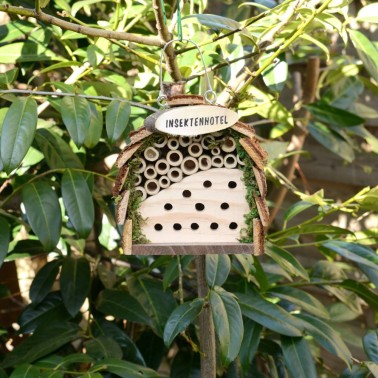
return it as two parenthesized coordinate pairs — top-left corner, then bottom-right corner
(157, 39), (217, 107)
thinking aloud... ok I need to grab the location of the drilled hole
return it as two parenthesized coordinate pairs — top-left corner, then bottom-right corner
(228, 181), (237, 189)
(195, 203), (205, 211)
(221, 202), (229, 210)
(229, 222), (238, 230)
(154, 224), (163, 231)
(183, 190), (191, 198)
(164, 203), (173, 210)
(203, 180), (212, 188)
(191, 223), (199, 230)
(173, 223), (182, 231)
(210, 223), (219, 230)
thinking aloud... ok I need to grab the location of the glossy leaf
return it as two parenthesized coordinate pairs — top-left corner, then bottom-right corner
(61, 96), (91, 148)
(0, 42), (60, 63)
(1, 97), (37, 174)
(306, 102), (364, 127)
(21, 181), (62, 251)
(106, 100), (130, 143)
(268, 286), (329, 319)
(29, 259), (62, 304)
(96, 289), (151, 325)
(283, 201), (316, 226)
(261, 53), (288, 92)
(85, 336), (123, 360)
(163, 256), (193, 290)
(206, 254), (231, 288)
(237, 290), (304, 336)
(0, 68), (19, 87)
(163, 298), (204, 347)
(61, 169), (94, 238)
(35, 129), (83, 169)
(266, 244), (309, 280)
(322, 241), (378, 270)
(71, 0), (114, 16)
(339, 280), (378, 311)
(2, 322), (82, 368)
(128, 276), (177, 337)
(60, 257), (91, 316)
(308, 121), (355, 162)
(349, 29), (378, 83)
(239, 319), (262, 374)
(0, 217), (10, 268)
(296, 313), (352, 366)
(84, 103), (103, 148)
(0, 20), (34, 43)
(281, 336), (317, 378)
(210, 288), (243, 365)
(9, 364), (40, 378)
(184, 14), (241, 30)
(363, 330), (378, 363)
(357, 3), (378, 23)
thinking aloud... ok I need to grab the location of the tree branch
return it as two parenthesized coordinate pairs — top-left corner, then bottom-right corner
(152, 0), (182, 82)
(0, 4), (162, 46)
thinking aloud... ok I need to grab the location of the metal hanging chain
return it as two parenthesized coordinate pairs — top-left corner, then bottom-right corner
(157, 38), (217, 107)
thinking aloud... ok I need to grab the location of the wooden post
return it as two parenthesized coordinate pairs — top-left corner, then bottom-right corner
(195, 255), (216, 378)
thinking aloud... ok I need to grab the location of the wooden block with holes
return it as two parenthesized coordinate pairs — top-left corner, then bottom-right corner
(113, 95), (269, 255)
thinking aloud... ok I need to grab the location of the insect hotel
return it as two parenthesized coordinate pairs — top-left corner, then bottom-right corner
(113, 93), (269, 256)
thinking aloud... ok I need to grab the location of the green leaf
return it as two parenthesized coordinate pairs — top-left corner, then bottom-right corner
(300, 33), (330, 60)
(349, 29), (378, 83)
(2, 322), (82, 368)
(339, 279), (378, 311)
(210, 288), (243, 365)
(9, 364), (40, 378)
(360, 186), (378, 212)
(322, 241), (378, 270)
(183, 14), (241, 30)
(261, 53), (288, 92)
(0, 217), (10, 268)
(35, 129), (83, 169)
(206, 255), (231, 288)
(85, 336), (123, 360)
(266, 244), (309, 281)
(0, 68), (19, 87)
(96, 289), (151, 325)
(308, 121), (355, 162)
(91, 358), (161, 378)
(237, 290), (304, 337)
(296, 313), (352, 366)
(268, 286), (329, 319)
(29, 260), (62, 304)
(21, 181), (62, 251)
(363, 330), (378, 363)
(71, 0), (114, 16)
(61, 96), (91, 148)
(1, 97), (37, 174)
(60, 257), (91, 316)
(306, 102), (365, 127)
(62, 169), (94, 238)
(366, 362), (378, 377)
(357, 3), (378, 23)
(163, 256), (193, 290)
(239, 319), (262, 374)
(171, 350), (200, 378)
(128, 276), (177, 337)
(59, 353), (94, 368)
(281, 336), (317, 378)
(283, 201), (316, 226)
(0, 20), (35, 43)
(84, 103), (103, 148)
(163, 298), (204, 347)
(0, 42), (61, 64)
(106, 100), (131, 143)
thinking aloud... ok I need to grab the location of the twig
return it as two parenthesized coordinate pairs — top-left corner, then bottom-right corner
(0, 89), (158, 113)
(0, 4), (161, 46)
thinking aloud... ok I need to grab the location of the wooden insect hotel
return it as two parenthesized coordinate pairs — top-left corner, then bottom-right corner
(113, 93), (269, 256)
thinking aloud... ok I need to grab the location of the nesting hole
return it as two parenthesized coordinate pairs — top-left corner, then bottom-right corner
(213, 157), (222, 164)
(157, 162), (167, 170)
(228, 181), (237, 189)
(147, 181), (158, 191)
(182, 190), (191, 198)
(195, 203), (205, 211)
(191, 223), (199, 230)
(210, 223), (219, 230)
(203, 180), (212, 188)
(169, 152), (181, 163)
(173, 223), (182, 231)
(164, 203), (173, 210)
(154, 224), (163, 231)
(229, 222), (238, 230)
(226, 156), (235, 165)
(171, 169), (180, 178)
(190, 144), (201, 154)
(184, 159), (196, 170)
(221, 202), (229, 210)
(199, 157), (210, 168)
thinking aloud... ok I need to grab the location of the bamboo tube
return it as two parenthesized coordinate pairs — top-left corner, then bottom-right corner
(221, 137), (236, 153)
(135, 186), (147, 201)
(224, 154), (238, 169)
(144, 179), (160, 196)
(135, 158), (146, 173)
(201, 135), (215, 150)
(153, 136), (168, 148)
(167, 138), (180, 150)
(179, 136), (191, 147)
(144, 146), (159, 162)
(198, 155), (212, 171)
(237, 155), (245, 166)
(193, 135), (202, 142)
(181, 156), (199, 176)
(144, 164), (157, 179)
(167, 150), (183, 167)
(212, 131), (223, 137)
(188, 143), (203, 158)
(210, 146), (221, 156)
(211, 155), (224, 168)
(155, 158), (170, 175)
(134, 174), (142, 186)
(159, 175), (171, 189)
(168, 167), (183, 183)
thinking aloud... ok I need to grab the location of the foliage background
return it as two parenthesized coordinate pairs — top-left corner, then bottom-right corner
(0, 0), (377, 377)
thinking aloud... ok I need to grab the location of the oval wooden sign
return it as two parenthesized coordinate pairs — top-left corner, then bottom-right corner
(154, 105), (239, 136)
